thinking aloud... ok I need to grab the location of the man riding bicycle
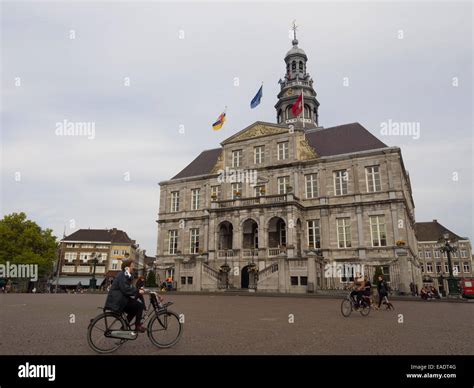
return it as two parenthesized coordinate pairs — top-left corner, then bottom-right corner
(350, 272), (365, 309)
(104, 259), (146, 333)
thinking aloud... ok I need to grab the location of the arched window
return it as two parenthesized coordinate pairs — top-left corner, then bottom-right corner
(285, 106), (292, 120)
(304, 104), (311, 119)
(299, 61), (303, 71)
(292, 61), (296, 71)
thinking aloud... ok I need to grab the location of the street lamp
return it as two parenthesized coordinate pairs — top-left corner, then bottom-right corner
(89, 252), (101, 291)
(439, 232), (459, 296)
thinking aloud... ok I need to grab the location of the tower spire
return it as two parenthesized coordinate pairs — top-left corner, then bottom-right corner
(291, 20), (298, 46)
(274, 24), (320, 129)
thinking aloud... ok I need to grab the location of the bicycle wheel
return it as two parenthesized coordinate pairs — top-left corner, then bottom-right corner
(359, 302), (371, 316)
(147, 310), (183, 348)
(340, 298), (352, 317)
(87, 312), (128, 354)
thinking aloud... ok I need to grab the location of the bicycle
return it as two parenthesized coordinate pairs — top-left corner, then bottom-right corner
(87, 290), (183, 354)
(340, 292), (371, 317)
(378, 294), (395, 310)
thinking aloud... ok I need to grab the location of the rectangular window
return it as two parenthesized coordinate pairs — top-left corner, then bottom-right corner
(461, 250), (467, 258)
(111, 260), (119, 270)
(436, 263), (442, 273)
(232, 182), (242, 199)
(365, 165), (381, 192)
(168, 230), (178, 254)
(211, 185), (221, 201)
(425, 251), (432, 258)
(341, 265), (355, 283)
(307, 220), (321, 249)
(232, 150), (242, 167)
(191, 189), (200, 210)
(187, 276), (193, 285)
(336, 218), (352, 248)
(370, 216), (387, 247)
(79, 253), (90, 262)
(113, 249), (119, 255)
(463, 262), (470, 272)
(444, 263), (449, 273)
(421, 265), (424, 273)
(419, 251), (424, 258)
(64, 252), (77, 263)
(254, 146), (264, 164)
(333, 170), (348, 196)
(254, 185), (265, 197)
(290, 276), (298, 286)
(277, 141), (289, 160)
(66, 244), (73, 248)
(434, 250), (440, 258)
(170, 191), (180, 212)
(181, 277), (186, 285)
(454, 263), (460, 275)
(277, 176), (290, 194)
(300, 276), (308, 286)
(190, 228), (200, 254)
(426, 262), (433, 273)
(382, 266), (391, 282)
(305, 173), (318, 199)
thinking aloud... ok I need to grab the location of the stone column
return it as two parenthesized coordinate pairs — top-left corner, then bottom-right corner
(174, 256), (183, 291)
(194, 255), (204, 292)
(396, 248), (410, 294)
(278, 252), (288, 293)
(307, 251), (317, 293)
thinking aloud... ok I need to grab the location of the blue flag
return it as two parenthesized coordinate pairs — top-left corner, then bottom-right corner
(250, 85), (263, 109)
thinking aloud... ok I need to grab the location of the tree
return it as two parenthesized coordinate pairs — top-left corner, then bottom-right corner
(145, 270), (157, 287)
(373, 266), (384, 284)
(0, 212), (58, 279)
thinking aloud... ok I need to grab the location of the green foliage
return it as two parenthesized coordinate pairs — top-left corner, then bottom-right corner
(0, 212), (58, 278)
(145, 270), (157, 287)
(373, 266), (384, 284)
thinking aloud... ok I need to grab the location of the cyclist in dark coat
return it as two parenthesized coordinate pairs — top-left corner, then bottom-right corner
(105, 259), (146, 332)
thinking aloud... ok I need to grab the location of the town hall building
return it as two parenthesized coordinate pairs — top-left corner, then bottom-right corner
(155, 29), (422, 294)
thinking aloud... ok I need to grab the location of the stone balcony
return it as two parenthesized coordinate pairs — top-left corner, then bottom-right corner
(211, 193), (299, 210)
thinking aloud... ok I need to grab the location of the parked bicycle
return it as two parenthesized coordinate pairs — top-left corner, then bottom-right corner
(87, 290), (183, 353)
(341, 292), (371, 317)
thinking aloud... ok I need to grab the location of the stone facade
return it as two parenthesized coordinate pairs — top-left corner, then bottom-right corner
(155, 122), (421, 293)
(155, 32), (422, 294)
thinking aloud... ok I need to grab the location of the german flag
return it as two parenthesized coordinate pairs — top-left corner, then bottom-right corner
(212, 111), (226, 131)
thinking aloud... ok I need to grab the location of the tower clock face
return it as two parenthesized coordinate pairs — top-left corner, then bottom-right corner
(286, 88), (293, 96)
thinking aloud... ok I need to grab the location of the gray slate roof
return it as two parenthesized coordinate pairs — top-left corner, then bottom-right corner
(415, 221), (465, 242)
(62, 229), (134, 244)
(171, 122), (388, 180)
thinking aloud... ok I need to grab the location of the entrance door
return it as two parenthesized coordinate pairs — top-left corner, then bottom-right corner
(241, 266), (249, 289)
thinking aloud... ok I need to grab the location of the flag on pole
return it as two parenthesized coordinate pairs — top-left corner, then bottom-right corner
(291, 91), (303, 117)
(250, 84), (263, 109)
(212, 110), (226, 131)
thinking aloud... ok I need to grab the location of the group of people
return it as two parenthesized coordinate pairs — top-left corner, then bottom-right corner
(420, 285), (441, 300)
(349, 273), (391, 310)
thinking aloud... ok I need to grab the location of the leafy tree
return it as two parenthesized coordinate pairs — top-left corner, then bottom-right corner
(145, 270), (157, 287)
(373, 266), (384, 285)
(0, 212), (58, 278)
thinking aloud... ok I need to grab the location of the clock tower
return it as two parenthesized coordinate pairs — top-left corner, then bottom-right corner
(275, 23), (320, 129)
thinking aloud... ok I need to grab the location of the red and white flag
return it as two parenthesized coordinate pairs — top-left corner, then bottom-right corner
(291, 91), (303, 117)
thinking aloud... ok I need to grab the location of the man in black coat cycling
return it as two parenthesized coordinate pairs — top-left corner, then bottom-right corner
(105, 259), (146, 332)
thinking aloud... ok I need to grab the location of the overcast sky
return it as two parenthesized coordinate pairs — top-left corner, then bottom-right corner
(1, 1), (472, 254)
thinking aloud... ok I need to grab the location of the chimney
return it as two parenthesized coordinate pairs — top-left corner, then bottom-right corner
(433, 219), (437, 223)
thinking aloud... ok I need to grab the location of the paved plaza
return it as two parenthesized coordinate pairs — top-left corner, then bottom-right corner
(0, 294), (472, 355)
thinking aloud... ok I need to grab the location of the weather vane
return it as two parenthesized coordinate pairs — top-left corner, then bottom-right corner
(292, 20), (298, 41)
